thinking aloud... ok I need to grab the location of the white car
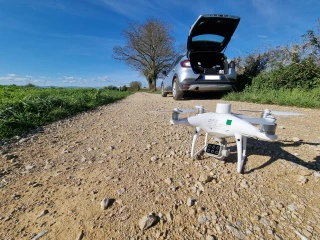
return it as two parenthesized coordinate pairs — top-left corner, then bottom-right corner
(161, 14), (240, 100)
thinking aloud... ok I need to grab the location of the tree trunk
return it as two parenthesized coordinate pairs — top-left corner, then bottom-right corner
(147, 77), (153, 90)
(153, 78), (157, 91)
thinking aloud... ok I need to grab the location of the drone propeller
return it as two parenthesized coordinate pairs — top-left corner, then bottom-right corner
(234, 114), (275, 125)
(151, 108), (196, 113)
(174, 108), (197, 113)
(239, 109), (304, 116)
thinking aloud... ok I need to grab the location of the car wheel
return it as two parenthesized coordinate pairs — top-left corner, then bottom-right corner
(172, 78), (184, 100)
(161, 84), (167, 97)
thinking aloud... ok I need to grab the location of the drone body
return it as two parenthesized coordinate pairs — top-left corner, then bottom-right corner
(169, 103), (303, 173)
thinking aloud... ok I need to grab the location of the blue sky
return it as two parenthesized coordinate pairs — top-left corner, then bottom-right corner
(0, 0), (319, 87)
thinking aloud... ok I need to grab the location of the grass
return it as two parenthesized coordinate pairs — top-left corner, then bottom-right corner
(223, 87), (320, 108)
(0, 85), (132, 139)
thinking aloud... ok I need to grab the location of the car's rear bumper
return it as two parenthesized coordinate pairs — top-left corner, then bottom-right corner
(187, 84), (233, 91)
(179, 77), (236, 92)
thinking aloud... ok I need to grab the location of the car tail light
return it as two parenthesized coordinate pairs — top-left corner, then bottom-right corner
(180, 60), (191, 68)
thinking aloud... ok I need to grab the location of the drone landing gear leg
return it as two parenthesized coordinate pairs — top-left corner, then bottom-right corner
(191, 127), (207, 158)
(235, 133), (247, 174)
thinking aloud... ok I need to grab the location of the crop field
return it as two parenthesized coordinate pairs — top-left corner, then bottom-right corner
(0, 85), (131, 139)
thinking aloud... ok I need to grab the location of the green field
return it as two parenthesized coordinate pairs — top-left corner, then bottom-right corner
(0, 85), (132, 139)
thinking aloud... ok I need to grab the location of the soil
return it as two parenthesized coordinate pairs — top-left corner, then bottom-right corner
(1, 92), (320, 240)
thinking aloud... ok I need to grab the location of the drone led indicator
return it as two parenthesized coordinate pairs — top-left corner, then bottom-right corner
(226, 119), (232, 125)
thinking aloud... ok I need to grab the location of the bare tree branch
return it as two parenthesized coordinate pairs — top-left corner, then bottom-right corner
(113, 18), (176, 90)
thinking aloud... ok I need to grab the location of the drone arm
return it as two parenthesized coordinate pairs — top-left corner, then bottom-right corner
(170, 117), (192, 126)
(235, 133), (247, 173)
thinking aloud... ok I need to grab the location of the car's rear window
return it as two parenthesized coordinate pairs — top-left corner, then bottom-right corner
(192, 34), (224, 43)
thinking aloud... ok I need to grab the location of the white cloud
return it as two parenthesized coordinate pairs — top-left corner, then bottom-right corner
(0, 74), (23, 81)
(98, 76), (109, 82)
(63, 76), (74, 80)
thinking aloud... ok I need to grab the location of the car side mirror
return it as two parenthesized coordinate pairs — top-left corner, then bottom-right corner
(162, 70), (167, 76)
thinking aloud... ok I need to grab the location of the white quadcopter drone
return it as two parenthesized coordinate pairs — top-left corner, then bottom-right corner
(165, 103), (303, 173)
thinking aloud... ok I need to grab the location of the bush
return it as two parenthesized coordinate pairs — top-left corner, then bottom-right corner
(129, 81), (142, 91)
(104, 85), (118, 90)
(121, 85), (128, 91)
(250, 57), (320, 91)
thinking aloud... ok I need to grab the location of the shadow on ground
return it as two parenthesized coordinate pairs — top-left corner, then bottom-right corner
(223, 138), (320, 174)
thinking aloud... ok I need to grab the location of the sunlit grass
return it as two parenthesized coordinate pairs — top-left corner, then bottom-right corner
(0, 85), (132, 139)
(223, 87), (320, 108)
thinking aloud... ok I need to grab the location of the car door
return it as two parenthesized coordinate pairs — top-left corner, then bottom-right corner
(163, 56), (183, 92)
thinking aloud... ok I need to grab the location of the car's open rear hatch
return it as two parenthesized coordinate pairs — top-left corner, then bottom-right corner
(187, 14), (240, 74)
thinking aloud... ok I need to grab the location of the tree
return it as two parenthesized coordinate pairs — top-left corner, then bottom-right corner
(129, 81), (142, 91)
(121, 85), (128, 91)
(113, 18), (176, 91)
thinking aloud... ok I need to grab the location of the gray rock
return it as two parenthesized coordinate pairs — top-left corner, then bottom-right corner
(76, 230), (84, 240)
(44, 160), (52, 170)
(36, 210), (49, 219)
(164, 178), (172, 185)
(314, 171), (320, 179)
(11, 193), (21, 199)
(28, 181), (42, 187)
(195, 181), (205, 192)
(117, 188), (126, 195)
(226, 223), (245, 239)
(240, 180), (249, 189)
(294, 230), (309, 240)
(259, 217), (269, 226)
(19, 138), (28, 143)
(297, 176), (308, 185)
(206, 235), (215, 240)
(169, 185), (178, 191)
(165, 211), (173, 222)
(292, 137), (301, 142)
(26, 165), (35, 170)
(199, 174), (213, 183)
(101, 198), (112, 209)
(150, 156), (158, 162)
(198, 215), (210, 224)
(139, 214), (158, 230)
(187, 197), (196, 207)
(32, 230), (48, 240)
(288, 203), (298, 211)
(298, 169), (313, 176)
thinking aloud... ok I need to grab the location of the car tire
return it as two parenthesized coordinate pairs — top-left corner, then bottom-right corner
(161, 84), (167, 97)
(172, 78), (184, 100)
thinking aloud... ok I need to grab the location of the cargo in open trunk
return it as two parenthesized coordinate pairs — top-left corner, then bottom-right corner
(187, 14), (240, 74)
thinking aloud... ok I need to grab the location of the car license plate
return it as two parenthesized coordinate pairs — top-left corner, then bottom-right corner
(205, 75), (221, 80)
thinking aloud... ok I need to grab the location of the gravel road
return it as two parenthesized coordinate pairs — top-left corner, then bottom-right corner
(1, 92), (320, 240)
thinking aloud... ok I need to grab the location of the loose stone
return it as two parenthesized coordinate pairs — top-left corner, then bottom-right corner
(139, 214), (158, 230)
(101, 198), (112, 209)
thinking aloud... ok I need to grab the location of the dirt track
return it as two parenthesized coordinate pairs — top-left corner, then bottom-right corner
(1, 92), (320, 240)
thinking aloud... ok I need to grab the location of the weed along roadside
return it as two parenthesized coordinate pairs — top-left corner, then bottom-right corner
(0, 85), (132, 139)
